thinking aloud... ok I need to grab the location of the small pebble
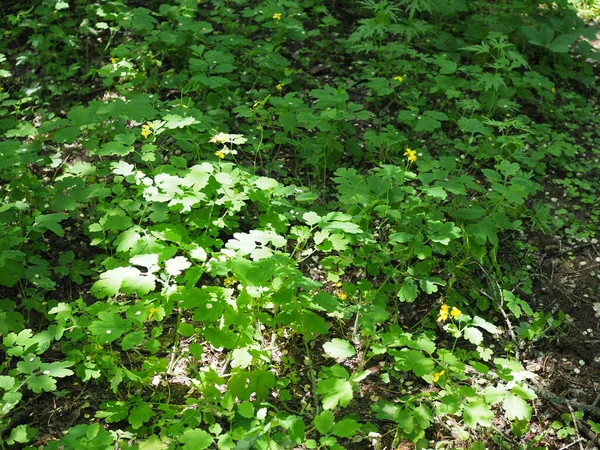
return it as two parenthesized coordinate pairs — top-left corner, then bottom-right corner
(579, 360), (586, 366)
(574, 368), (581, 374)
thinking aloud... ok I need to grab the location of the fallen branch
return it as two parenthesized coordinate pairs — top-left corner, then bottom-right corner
(532, 383), (600, 419)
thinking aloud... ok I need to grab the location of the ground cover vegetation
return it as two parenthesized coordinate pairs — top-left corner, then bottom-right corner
(1, 0), (600, 448)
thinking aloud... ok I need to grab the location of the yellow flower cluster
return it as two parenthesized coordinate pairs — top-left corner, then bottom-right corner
(110, 57), (119, 65)
(273, 13), (282, 20)
(437, 304), (462, 322)
(141, 124), (152, 138)
(393, 75), (403, 82)
(337, 292), (348, 300)
(437, 304), (449, 322)
(404, 147), (417, 163)
(451, 306), (462, 319)
(432, 369), (445, 382)
(215, 150), (226, 159)
(276, 83), (284, 91)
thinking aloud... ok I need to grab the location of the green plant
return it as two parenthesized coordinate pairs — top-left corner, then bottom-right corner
(1, 0), (599, 448)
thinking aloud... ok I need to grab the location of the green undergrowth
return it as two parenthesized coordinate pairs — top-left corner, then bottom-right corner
(0, 0), (599, 448)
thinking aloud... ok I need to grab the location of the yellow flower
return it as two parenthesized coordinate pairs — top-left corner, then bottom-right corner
(215, 150), (226, 159)
(451, 307), (462, 319)
(432, 369), (445, 382)
(404, 147), (417, 163)
(551, 87), (556, 94)
(437, 304), (449, 322)
(224, 277), (236, 287)
(273, 13), (282, 20)
(337, 292), (348, 300)
(141, 124), (152, 138)
(393, 76), (403, 82)
(110, 57), (119, 65)
(148, 307), (157, 319)
(276, 83), (284, 91)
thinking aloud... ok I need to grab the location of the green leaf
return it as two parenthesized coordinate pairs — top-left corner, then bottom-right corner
(230, 347), (253, 369)
(95, 401), (129, 423)
(238, 402), (255, 418)
(511, 384), (537, 400)
(427, 220), (461, 245)
(313, 410), (335, 434)
(129, 402), (152, 429)
(90, 266), (156, 298)
(419, 277), (445, 294)
(414, 111), (448, 132)
(374, 402), (414, 433)
(503, 394), (531, 420)
(321, 221), (363, 234)
(180, 429), (213, 450)
(467, 218), (498, 246)
(484, 386), (506, 404)
(463, 400), (494, 428)
(33, 213), (68, 237)
(302, 211), (321, 226)
(229, 259), (273, 287)
(472, 316), (499, 334)
(96, 141), (134, 156)
(1, 391), (22, 416)
(0, 376), (16, 390)
(316, 378), (353, 410)
(414, 404), (434, 429)
(27, 375), (56, 393)
(548, 34), (578, 53)
(7, 424), (36, 445)
(89, 311), (131, 344)
(189, 343), (203, 359)
(139, 435), (169, 450)
(130, 8), (157, 32)
(16, 355), (40, 374)
(392, 349), (435, 377)
(228, 370), (276, 400)
(41, 361), (74, 378)
(331, 418), (361, 437)
(165, 256), (191, 276)
(422, 186), (447, 200)
(121, 331), (145, 350)
(464, 327), (484, 345)
(323, 339), (356, 360)
(397, 279), (418, 303)
(587, 420), (600, 434)
(162, 114), (198, 129)
(458, 117), (491, 135)
(111, 161), (135, 177)
(254, 177), (279, 190)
